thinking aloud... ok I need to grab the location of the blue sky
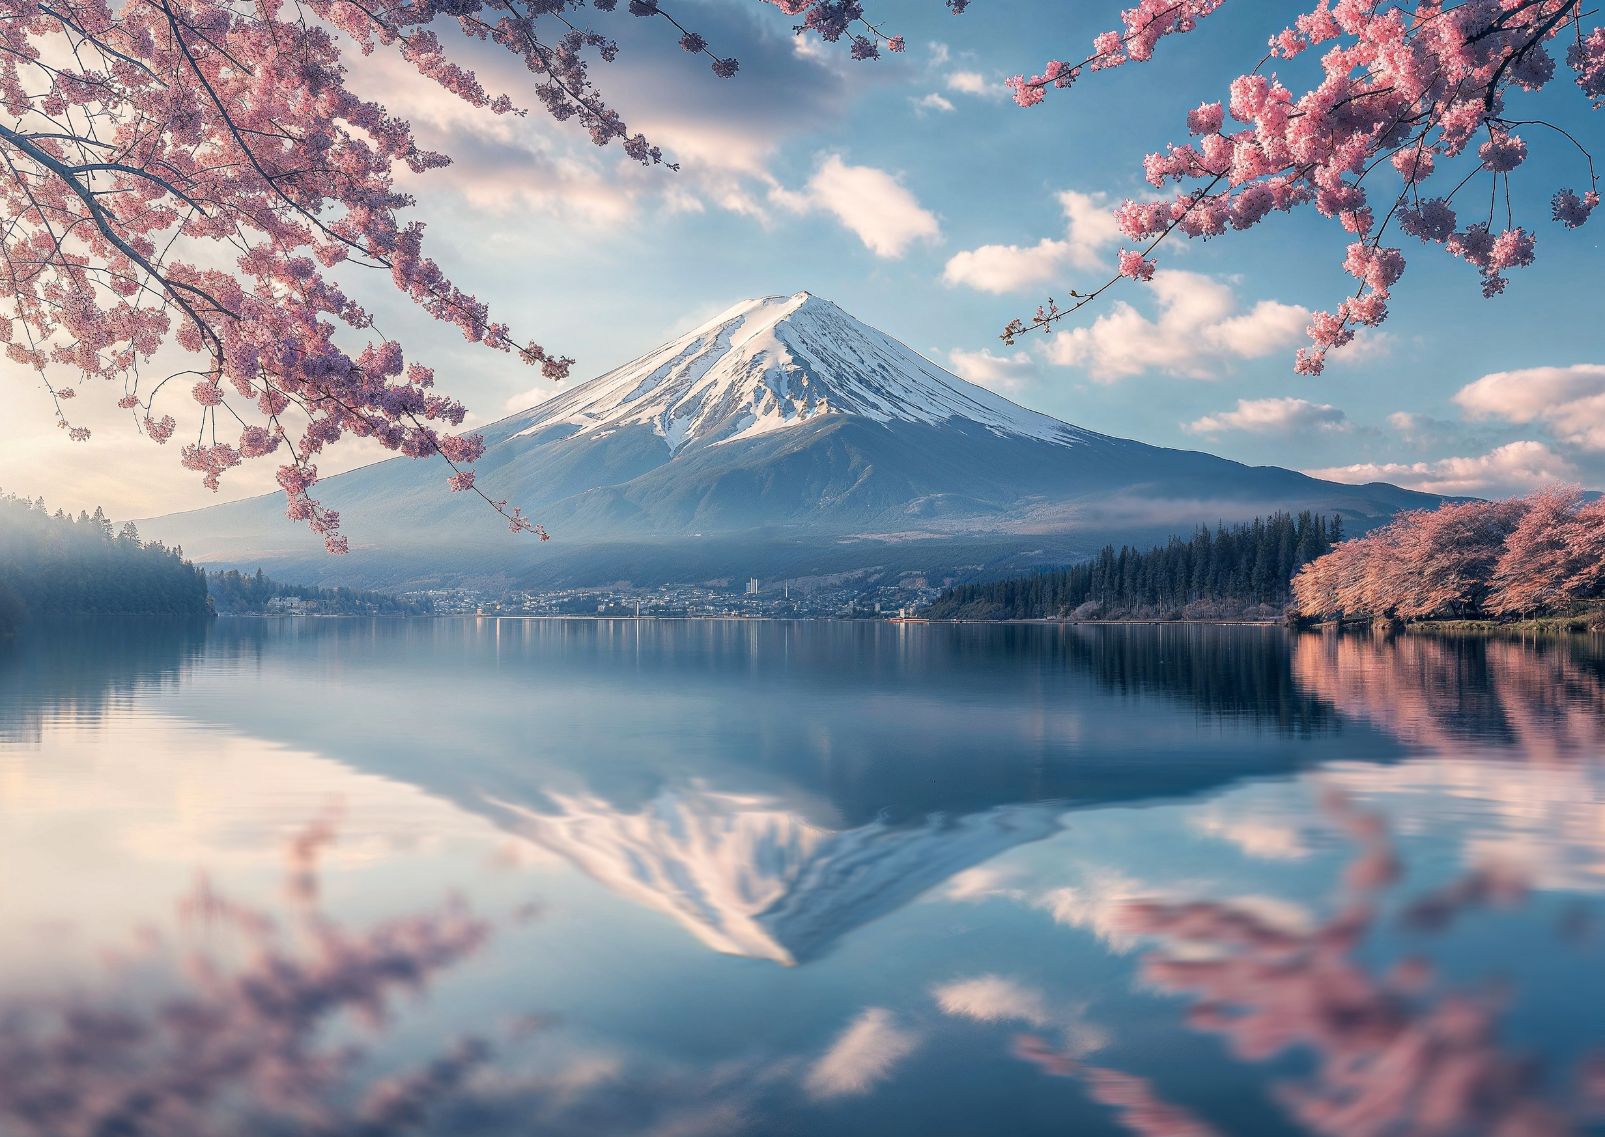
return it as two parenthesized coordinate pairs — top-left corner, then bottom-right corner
(7, 0), (1603, 519)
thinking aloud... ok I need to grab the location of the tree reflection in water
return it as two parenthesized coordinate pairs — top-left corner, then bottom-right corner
(1292, 631), (1605, 759)
(1008, 789), (1604, 1137)
(0, 812), (497, 1137)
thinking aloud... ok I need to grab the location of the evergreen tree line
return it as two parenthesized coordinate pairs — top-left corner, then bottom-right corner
(207, 568), (431, 616)
(0, 491), (211, 633)
(922, 512), (1345, 621)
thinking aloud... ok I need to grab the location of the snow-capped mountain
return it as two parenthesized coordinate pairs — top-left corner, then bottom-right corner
(508, 292), (1094, 452)
(143, 291), (1441, 588)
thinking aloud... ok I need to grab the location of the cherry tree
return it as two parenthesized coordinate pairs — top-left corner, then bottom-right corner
(1388, 496), (1525, 617)
(1484, 484), (1605, 613)
(0, 0), (918, 551)
(1291, 487), (1605, 621)
(1000, 0), (1604, 375)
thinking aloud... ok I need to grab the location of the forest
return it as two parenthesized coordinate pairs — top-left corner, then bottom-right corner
(1290, 488), (1605, 624)
(0, 492), (211, 633)
(207, 569), (430, 616)
(922, 512), (1344, 621)
(0, 495), (427, 636)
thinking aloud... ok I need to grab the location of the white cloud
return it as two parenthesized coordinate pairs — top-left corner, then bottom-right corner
(941, 864), (1025, 902)
(912, 92), (956, 114)
(1189, 810), (1311, 861)
(803, 1008), (921, 1099)
(1032, 868), (1154, 952)
(1043, 271), (1310, 381)
(931, 975), (1052, 1028)
(942, 191), (1121, 294)
(773, 155), (941, 258)
(946, 70), (997, 97)
(343, 7), (867, 227)
(1305, 440), (1578, 497)
(949, 347), (1037, 395)
(1453, 363), (1605, 450)
(1185, 397), (1349, 436)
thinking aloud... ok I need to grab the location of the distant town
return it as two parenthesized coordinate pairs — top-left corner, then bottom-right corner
(393, 579), (947, 620)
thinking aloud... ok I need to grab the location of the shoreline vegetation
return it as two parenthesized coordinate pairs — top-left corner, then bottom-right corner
(0, 492), (210, 635)
(924, 612), (1605, 636)
(9, 491), (1605, 640)
(922, 492), (1605, 636)
(922, 512), (1342, 623)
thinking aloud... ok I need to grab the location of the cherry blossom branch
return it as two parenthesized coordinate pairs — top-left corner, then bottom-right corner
(1000, 0), (1601, 374)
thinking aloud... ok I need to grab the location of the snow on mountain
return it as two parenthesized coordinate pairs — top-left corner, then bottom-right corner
(485, 784), (1062, 965)
(498, 291), (1096, 453)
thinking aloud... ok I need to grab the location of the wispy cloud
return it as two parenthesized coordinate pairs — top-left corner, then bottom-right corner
(348, 3), (857, 225)
(1453, 363), (1605, 450)
(772, 155), (941, 257)
(1306, 440), (1578, 496)
(949, 347), (1037, 395)
(945, 69), (1000, 97)
(1186, 397), (1349, 436)
(942, 191), (1121, 294)
(1189, 808), (1312, 861)
(803, 1008), (921, 1099)
(1043, 271), (1310, 381)
(932, 975), (1052, 1028)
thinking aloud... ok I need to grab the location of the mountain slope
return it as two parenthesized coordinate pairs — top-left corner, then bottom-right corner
(142, 292), (1441, 588)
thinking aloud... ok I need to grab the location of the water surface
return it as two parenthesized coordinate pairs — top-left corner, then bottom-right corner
(2, 619), (1602, 1136)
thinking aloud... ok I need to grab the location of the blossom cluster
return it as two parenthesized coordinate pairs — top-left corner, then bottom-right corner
(761, 0), (919, 60)
(1007, 0), (1603, 374)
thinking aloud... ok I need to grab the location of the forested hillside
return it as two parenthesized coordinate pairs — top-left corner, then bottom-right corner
(0, 493), (211, 633)
(208, 569), (430, 616)
(923, 513), (1344, 621)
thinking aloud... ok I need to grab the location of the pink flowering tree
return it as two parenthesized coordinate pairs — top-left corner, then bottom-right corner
(1001, 0), (1603, 375)
(0, 0), (919, 551)
(1290, 487), (1605, 620)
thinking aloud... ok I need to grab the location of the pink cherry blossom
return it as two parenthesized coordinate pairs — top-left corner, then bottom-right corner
(1552, 187), (1600, 227)
(1002, 0), (1604, 369)
(1479, 132), (1528, 172)
(1117, 248), (1158, 281)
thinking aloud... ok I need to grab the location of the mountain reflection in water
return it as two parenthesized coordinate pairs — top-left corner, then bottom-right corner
(0, 620), (1601, 1137)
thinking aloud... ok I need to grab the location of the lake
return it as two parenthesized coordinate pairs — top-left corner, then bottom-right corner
(2, 618), (1602, 1137)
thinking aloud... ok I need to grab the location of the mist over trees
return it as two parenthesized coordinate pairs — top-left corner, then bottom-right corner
(923, 512), (1343, 621)
(1291, 488), (1605, 623)
(0, 493), (211, 632)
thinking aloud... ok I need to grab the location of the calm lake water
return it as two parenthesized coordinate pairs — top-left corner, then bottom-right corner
(2, 618), (1603, 1137)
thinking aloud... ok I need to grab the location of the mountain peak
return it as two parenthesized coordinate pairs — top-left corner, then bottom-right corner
(507, 292), (1092, 454)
